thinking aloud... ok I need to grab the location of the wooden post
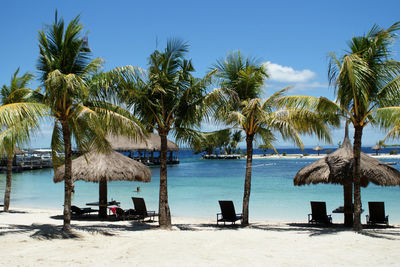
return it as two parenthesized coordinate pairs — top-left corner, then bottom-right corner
(99, 179), (107, 218)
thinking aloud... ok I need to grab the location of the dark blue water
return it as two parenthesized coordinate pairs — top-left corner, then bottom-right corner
(1, 148), (400, 223)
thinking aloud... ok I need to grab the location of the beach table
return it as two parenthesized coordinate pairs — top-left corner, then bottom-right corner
(86, 201), (120, 216)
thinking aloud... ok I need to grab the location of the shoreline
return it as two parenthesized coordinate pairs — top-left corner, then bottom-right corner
(1, 207), (400, 266)
(252, 153), (400, 159)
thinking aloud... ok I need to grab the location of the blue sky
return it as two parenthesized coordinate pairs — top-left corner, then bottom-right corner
(1, 0), (400, 148)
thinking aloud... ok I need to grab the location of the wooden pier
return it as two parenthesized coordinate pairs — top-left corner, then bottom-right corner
(202, 154), (241, 160)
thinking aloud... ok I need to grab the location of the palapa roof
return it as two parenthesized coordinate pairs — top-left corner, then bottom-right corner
(312, 145), (324, 151)
(107, 133), (179, 152)
(371, 144), (382, 150)
(53, 150), (151, 183)
(294, 131), (400, 187)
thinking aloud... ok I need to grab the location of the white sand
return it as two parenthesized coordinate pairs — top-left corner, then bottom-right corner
(1, 208), (400, 266)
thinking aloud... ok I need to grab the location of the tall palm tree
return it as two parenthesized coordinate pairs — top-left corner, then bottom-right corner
(0, 69), (42, 211)
(214, 52), (332, 225)
(36, 13), (143, 231)
(280, 22), (400, 230)
(114, 39), (225, 228)
(328, 22), (400, 231)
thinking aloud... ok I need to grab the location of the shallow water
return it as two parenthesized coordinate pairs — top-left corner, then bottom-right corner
(1, 151), (400, 224)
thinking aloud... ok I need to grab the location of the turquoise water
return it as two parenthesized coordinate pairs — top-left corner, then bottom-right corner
(1, 154), (400, 223)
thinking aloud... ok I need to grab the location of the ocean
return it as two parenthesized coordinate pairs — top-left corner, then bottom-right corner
(2, 147), (400, 224)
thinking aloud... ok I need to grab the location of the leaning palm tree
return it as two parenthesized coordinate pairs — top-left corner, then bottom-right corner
(36, 13), (143, 231)
(113, 39), (226, 228)
(214, 52), (333, 225)
(0, 69), (43, 212)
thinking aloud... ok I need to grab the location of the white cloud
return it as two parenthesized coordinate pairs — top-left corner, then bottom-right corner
(263, 61), (316, 83)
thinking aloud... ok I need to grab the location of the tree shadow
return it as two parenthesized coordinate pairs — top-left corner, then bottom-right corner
(172, 221), (400, 240)
(0, 224), (80, 239)
(248, 222), (400, 240)
(0, 218), (159, 240)
(174, 223), (242, 231)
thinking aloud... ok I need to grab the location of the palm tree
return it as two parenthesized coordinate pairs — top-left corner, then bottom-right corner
(327, 22), (400, 231)
(231, 130), (242, 154)
(114, 39), (225, 228)
(281, 22), (400, 230)
(36, 13), (143, 231)
(0, 69), (42, 212)
(214, 52), (332, 225)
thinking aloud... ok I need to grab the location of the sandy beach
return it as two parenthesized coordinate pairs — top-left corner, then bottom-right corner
(1, 208), (400, 266)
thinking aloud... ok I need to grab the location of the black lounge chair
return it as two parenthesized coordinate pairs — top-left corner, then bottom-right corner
(308, 201), (332, 225)
(217, 200), (242, 225)
(131, 197), (158, 222)
(366, 202), (389, 225)
(71, 205), (98, 216)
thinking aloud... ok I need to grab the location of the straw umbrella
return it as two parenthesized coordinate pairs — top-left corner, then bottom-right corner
(312, 145), (324, 156)
(54, 150), (151, 218)
(294, 127), (400, 226)
(371, 144), (382, 156)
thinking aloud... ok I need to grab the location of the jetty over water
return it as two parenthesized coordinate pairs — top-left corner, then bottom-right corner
(0, 149), (53, 173)
(202, 154), (241, 160)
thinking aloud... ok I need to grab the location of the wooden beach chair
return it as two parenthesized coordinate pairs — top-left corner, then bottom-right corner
(71, 205), (98, 216)
(308, 201), (332, 225)
(131, 197), (158, 222)
(366, 202), (389, 225)
(217, 200), (242, 225)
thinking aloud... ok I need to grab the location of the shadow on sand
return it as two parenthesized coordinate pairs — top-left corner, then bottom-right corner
(1, 212), (399, 241)
(173, 221), (400, 240)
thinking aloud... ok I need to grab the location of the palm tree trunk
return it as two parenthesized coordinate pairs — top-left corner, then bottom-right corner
(61, 121), (73, 231)
(3, 152), (14, 212)
(159, 130), (171, 228)
(242, 134), (254, 226)
(99, 179), (107, 218)
(353, 125), (363, 231)
(343, 180), (353, 227)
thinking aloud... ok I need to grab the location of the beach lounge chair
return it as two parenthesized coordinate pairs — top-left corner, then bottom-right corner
(71, 205), (98, 216)
(217, 200), (242, 225)
(366, 202), (389, 225)
(308, 201), (332, 225)
(131, 197), (158, 222)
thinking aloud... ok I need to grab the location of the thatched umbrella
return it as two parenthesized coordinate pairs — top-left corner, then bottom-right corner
(294, 126), (400, 226)
(371, 144), (382, 156)
(54, 150), (151, 218)
(312, 145), (324, 156)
